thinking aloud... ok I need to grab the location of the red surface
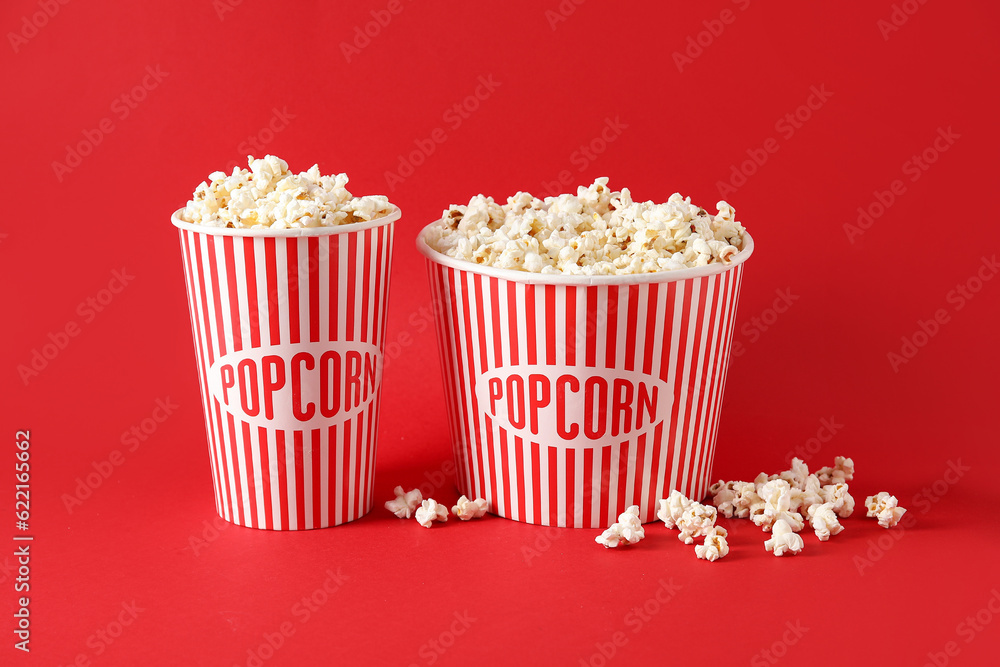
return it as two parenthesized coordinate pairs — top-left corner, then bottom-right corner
(3, 0), (999, 665)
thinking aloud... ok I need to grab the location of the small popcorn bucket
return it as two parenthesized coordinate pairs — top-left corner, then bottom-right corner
(417, 228), (753, 528)
(172, 208), (398, 529)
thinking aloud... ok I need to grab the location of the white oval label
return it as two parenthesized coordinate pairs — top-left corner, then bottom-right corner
(475, 365), (671, 448)
(207, 341), (382, 429)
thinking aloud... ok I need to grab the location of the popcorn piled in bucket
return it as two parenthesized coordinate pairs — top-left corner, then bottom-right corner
(424, 178), (747, 275)
(593, 456), (907, 562)
(179, 154), (395, 229)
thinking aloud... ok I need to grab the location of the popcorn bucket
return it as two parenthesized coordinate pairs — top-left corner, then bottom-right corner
(172, 209), (398, 529)
(417, 229), (753, 528)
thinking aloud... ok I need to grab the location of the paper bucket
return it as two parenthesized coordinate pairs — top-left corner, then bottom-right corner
(416, 227), (752, 528)
(172, 208), (398, 529)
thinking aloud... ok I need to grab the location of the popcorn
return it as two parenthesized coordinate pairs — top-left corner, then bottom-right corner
(730, 482), (762, 519)
(753, 471), (776, 492)
(709, 480), (739, 518)
(821, 483), (856, 518)
(424, 179), (747, 275)
(596, 505), (645, 548)
(615, 506), (646, 544)
(865, 492), (907, 529)
(694, 526), (730, 562)
(651, 460), (911, 560)
(764, 519), (805, 556)
(759, 479), (792, 513)
(414, 499), (449, 528)
(751, 480), (805, 533)
(816, 456), (855, 486)
(595, 527), (625, 549)
(807, 502), (844, 541)
(779, 457), (810, 491)
(790, 474), (825, 516)
(657, 490), (693, 529)
(676, 502), (718, 544)
(452, 495), (489, 520)
(179, 155), (395, 229)
(384, 486), (423, 519)
(753, 509), (805, 533)
(659, 491), (720, 543)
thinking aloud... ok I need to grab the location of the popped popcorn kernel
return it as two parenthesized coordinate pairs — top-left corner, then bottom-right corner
(752, 479), (805, 533)
(425, 179), (748, 275)
(807, 502), (844, 541)
(865, 492), (907, 529)
(179, 155), (395, 229)
(730, 482), (762, 519)
(709, 480), (740, 518)
(384, 485), (423, 519)
(596, 505), (645, 548)
(753, 471), (777, 492)
(657, 490), (693, 529)
(695, 526), (730, 562)
(676, 502), (718, 544)
(779, 457), (811, 491)
(821, 483), (856, 518)
(414, 499), (449, 528)
(790, 474), (825, 516)
(452, 495), (489, 521)
(816, 456), (855, 486)
(764, 519), (805, 557)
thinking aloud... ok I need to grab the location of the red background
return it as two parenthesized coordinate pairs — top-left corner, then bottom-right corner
(3, 0), (1000, 665)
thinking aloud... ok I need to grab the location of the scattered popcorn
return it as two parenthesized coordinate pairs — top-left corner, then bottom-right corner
(384, 486), (423, 519)
(676, 502), (718, 544)
(747, 495), (768, 522)
(595, 527), (626, 548)
(865, 492), (907, 529)
(821, 483), (856, 518)
(616, 506), (646, 544)
(779, 457), (811, 491)
(759, 479), (792, 513)
(424, 179), (748, 275)
(816, 456), (855, 486)
(753, 509), (805, 533)
(753, 471), (773, 491)
(451, 496), (489, 520)
(694, 526), (730, 562)
(596, 505), (646, 548)
(709, 480), (740, 518)
(657, 490), (693, 529)
(790, 474), (825, 516)
(179, 155), (395, 229)
(691, 457), (909, 560)
(807, 502), (844, 541)
(414, 499), (449, 528)
(764, 519), (805, 557)
(752, 479), (805, 532)
(730, 482), (762, 519)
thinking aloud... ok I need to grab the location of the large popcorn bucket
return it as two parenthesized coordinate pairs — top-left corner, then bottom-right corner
(417, 229), (753, 528)
(172, 209), (398, 529)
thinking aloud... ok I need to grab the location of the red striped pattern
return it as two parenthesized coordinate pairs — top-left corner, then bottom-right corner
(424, 261), (745, 528)
(176, 219), (395, 530)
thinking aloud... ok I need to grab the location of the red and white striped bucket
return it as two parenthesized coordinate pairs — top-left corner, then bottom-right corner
(172, 208), (398, 530)
(417, 229), (753, 528)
